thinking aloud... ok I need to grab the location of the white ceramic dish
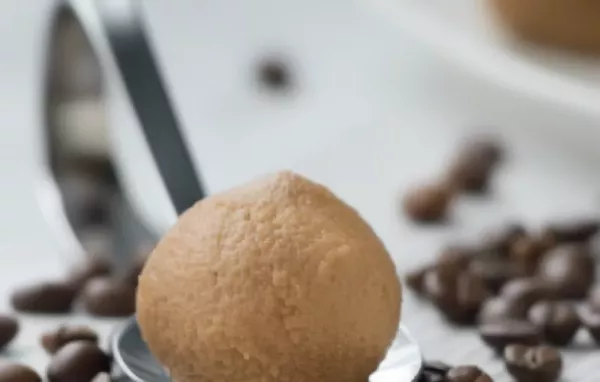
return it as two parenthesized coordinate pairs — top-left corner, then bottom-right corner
(369, 0), (600, 135)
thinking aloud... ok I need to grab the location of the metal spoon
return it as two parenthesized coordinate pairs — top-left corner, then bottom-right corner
(68, 0), (423, 380)
(112, 317), (424, 382)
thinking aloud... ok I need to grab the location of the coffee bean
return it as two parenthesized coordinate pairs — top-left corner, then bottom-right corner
(478, 296), (528, 324)
(542, 219), (600, 244)
(479, 319), (542, 353)
(587, 284), (600, 306)
(538, 245), (595, 299)
(423, 269), (490, 325)
(437, 245), (474, 270)
(446, 365), (493, 382)
(47, 341), (111, 382)
(528, 301), (580, 346)
(405, 265), (432, 295)
(420, 361), (451, 382)
(80, 277), (136, 317)
(500, 278), (551, 309)
(0, 316), (18, 351)
(0, 363), (41, 382)
(578, 303), (600, 343)
(504, 344), (562, 382)
(67, 255), (112, 289)
(402, 183), (453, 223)
(482, 224), (526, 255)
(11, 282), (76, 313)
(509, 236), (544, 275)
(469, 257), (523, 293)
(41, 325), (98, 355)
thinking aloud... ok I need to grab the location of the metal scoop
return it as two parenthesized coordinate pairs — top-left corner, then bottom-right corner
(64, 0), (424, 380)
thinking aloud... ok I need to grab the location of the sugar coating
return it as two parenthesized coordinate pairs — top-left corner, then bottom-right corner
(137, 171), (401, 382)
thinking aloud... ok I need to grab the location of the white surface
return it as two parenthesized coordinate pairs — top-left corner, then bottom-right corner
(1, 0), (600, 380)
(370, 0), (600, 124)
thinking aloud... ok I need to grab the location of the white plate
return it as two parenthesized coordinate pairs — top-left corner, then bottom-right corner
(370, 0), (600, 129)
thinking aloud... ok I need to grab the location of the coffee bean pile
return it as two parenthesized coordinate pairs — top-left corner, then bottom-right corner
(402, 137), (600, 381)
(0, 245), (152, 381)
(402, 137), (503, 223)
(419, 360), (493, 382)
(0, 319), (110, 382)
(10, 250), (147, 317)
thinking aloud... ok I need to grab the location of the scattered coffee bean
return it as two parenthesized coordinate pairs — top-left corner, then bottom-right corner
(509, 236), (544, 275)
(469, 257), (523, 293)
(11, 282), (76, 314)
(423, 268), (489, 325)
(542, 219), (600, 244)
(41, 325), (99, 355)
(0, 316), (18, 351)
(504, 344), (562, 382)
(405, 265), (432, 295)
(446, 365), (493, 382)
(538, 245), (595, 299)
(479, 319), (542, 353)
(528, 301), (580, 346)
(67, 255), (112, 289)
(478, 296), (528, 324)
(402, 183), (453, 223)
(578, 303), (600, 343)
(420, 361), (451, 382)
(500, 278), (550, 309)
(80, 277), (136, 317)
(482, 223), (526, 255)
(46, 341), (111, 382)
(587, 284), (600, 307)
(0, 363), (41, 382)
(437, 246), (474, 270)
(447, 137), (503, 194)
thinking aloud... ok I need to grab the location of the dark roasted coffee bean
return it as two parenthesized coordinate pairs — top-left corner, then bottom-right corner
(67, 255), (112, 289)
(446, 365), (493, 382)
(420, 361), (450, 382)
(482, 223), (526, 255)
(0, 316), (18, 351)
(437, 246), (474, 270)
(504, 344), (562, 382)
(405, 265), (432, 295)
(41, 325), (98, 355)
(478, 296), (529, 324)
(587, 284), (600, 306)
(538, 245), (595, 299)
(542, 219), (600, 245)
(80, 277), (136, 317)
(509, 236), (544, 275)
(423, 269), (489, 325)
(500, 277), (551, 309)
(528, 301), (580, 346)
(46, 341), (111, 382)
(11, 282), (77, 314)
(469, 257), (523, 293)
(402, 183), (453, 223)
(578, 303), (600, 343)
(479, 319), (542, 353)
(0, 363), (41, 382)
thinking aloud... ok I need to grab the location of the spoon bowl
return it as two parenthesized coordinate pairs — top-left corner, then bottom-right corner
(112, 317), (423, 382)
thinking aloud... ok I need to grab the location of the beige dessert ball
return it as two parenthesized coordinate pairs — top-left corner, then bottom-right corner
(489, 0), (600, 54)
(137, 171), (401, 382)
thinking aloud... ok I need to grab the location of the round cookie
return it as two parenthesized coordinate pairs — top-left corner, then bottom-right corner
(137, 171), (401, 382)
(489, 0), (600, 54)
